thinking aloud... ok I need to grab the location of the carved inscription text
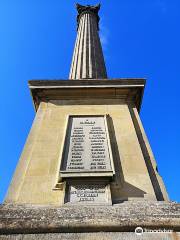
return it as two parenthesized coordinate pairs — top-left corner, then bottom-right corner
(67, 183), (109, 204)
(61, 116), (113, 174)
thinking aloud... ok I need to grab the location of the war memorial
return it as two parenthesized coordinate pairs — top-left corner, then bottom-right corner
(0, 3), (180, 240)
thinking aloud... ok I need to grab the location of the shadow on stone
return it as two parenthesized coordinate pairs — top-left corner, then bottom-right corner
(128, 106), (165, 201)
(107, 115), (147, 203)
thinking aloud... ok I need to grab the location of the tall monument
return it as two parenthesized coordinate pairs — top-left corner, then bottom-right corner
(69, 4), (107, 79)
(0, 3), (179, 240)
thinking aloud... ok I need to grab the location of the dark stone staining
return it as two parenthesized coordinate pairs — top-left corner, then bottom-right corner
(0, 202), (180, 235)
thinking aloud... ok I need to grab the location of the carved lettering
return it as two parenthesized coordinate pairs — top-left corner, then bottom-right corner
(60, 116), (113, 175)
(67, 183), (108, 204)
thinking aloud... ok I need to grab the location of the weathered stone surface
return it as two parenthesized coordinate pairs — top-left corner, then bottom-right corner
(0, 232), (179, 240)
(0, 201), (180, 234)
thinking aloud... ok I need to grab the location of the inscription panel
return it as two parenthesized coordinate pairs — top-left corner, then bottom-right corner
(60, 115), (113, 177)
(65, 182), (111, 204)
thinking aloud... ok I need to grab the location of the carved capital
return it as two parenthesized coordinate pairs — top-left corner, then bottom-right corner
(76, 3), (100, 30)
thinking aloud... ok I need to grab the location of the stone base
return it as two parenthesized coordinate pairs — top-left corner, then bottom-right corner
(0, 232), (180, 240)
(0, 201), (180, 239)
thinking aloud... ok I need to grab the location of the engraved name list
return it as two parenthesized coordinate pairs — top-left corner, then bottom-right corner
(60, 116), (113, 176)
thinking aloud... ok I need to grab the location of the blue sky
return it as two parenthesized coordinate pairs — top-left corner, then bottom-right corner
(0, 0), (180, 203)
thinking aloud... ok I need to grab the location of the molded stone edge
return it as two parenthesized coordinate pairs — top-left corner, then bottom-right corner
(28, 79), (146, 112)
(0, 201), (180, 234)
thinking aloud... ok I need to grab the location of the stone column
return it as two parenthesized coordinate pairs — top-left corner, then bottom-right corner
(69, 4), (107, 80)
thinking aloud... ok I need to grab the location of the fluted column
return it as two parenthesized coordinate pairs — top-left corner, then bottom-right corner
(69, 4), (107, 80)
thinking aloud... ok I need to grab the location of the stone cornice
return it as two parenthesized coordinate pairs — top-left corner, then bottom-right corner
(28, 79), (146, 112)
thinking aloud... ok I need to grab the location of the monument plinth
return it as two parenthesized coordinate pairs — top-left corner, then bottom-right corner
(1, 3), (180, 240)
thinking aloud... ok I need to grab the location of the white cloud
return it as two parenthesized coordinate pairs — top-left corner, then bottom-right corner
(99, 18), (109, 51)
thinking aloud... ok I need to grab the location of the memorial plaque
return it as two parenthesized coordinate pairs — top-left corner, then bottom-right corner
(65, 182), (111, 205)
(60, 115), (114, 177)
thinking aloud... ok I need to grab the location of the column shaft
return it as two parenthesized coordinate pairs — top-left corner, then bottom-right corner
(69, 7), (107, 80)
